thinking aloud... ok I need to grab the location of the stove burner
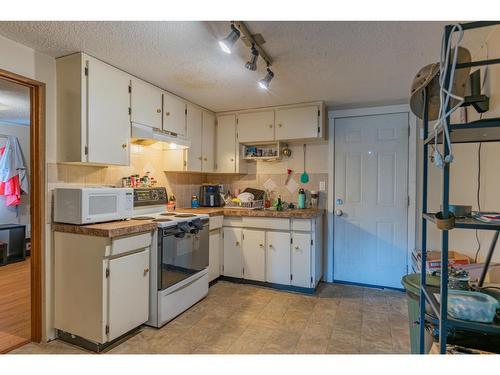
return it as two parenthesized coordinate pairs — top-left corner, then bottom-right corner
(175, 214), (196, 218)
(153, 218), (172, 222)
(132, 216), (155, 220)
(160, 212), (177, 216)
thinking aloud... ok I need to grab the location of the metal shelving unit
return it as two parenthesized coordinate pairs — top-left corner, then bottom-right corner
(419, 21), (500, 354)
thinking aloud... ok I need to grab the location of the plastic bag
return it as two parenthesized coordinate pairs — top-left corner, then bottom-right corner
(447, 290), (499, 323)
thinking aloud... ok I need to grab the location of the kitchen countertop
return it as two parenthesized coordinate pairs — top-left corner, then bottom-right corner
(175, 207), (324, 219)
(52, 220), (157, 238)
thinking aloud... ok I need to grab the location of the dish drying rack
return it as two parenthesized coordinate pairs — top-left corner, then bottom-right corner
(224, 197), (264, 210)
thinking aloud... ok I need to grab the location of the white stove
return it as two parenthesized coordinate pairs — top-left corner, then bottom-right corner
(133, 187), (209, 328)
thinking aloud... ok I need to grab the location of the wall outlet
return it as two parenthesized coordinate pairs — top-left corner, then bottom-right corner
(319, 181), (326, 191)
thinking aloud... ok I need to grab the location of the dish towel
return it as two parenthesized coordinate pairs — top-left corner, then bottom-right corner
(0, 135), (29, 206)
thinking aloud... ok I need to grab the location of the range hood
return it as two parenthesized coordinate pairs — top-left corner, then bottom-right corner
(131, 122), (190, 149)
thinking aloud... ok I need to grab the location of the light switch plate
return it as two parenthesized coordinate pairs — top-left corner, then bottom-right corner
(319, 181), (326, 191)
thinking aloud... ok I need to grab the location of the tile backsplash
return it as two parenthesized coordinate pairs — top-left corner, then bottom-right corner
(48, 146), (328, 210)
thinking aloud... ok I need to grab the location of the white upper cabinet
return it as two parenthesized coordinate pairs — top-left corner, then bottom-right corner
(275, 105), (321, 141)
(202, 111), (216, 173)
(57, 53), (130, 166)
(276, 105), (322, 141)
(216, 114), (237, 173)
(163, 92), (187, 137)
(237, 110), (275, 143)
(130, 78), (163, 129)
(186, 104), (203, 172)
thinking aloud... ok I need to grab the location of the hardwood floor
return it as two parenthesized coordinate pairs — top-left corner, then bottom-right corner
(0, 257), (31, 353)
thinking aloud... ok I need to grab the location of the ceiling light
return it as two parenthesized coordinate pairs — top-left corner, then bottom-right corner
(258, 68), (274, 90)
(218, 24), (240, 54)
(245, 45), (259, 71)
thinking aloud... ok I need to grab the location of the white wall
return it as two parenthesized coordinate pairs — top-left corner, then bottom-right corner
(0, 122), (30, 236)
(0, 34), (57, 341)
(420, 25), (500, 264)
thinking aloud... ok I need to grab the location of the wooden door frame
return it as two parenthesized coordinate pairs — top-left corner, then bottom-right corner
(326, 104), (418, 283)
(0, 68), (45, 343)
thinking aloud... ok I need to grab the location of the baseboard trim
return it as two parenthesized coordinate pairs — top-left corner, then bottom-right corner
(219, 276), (316, 295)
(332, 279), (405, 292)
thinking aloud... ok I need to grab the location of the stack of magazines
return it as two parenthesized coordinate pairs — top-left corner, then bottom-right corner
(472, 212), (500, 223)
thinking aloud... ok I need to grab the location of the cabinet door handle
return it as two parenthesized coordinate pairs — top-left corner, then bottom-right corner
(269, 124), (273, 128)
(156, 108), (162, 113)
(204, 157), (208, 161)
(165, 111), (171, 116)
(122, 143), (127, 149)
(230, 158), (234, 162)
(269, 244), (273, 248)
(259, 244), (264, 248)
(144, 267), (150, 275)
(198, 156), (203, 160)
(278, 124), (282, 128)
(295, 246), (300, 250)
(236, 241), (240, 246)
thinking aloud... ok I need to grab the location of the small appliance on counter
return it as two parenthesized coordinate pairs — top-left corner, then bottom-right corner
(53, 187), (134, 224)
(199, 184), (221, 207)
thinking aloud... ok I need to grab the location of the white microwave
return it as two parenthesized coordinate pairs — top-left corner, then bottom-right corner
(53, 187), (134, 225)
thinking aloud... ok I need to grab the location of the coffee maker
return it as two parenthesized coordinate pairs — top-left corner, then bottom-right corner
(199, 184), (221, 207)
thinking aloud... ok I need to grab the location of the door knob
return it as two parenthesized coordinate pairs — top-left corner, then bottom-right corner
(143, 267), (150, 275)
(335, 209), (343, 216)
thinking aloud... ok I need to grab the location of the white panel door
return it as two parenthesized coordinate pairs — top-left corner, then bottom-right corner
(107, 249), (149, 341)
(334, 112), (408, 288)
(163, 92), (186, 137)
(275, 105), (319, 140)
(186, 104), (203, 171)
(86, 57), (130, 165)
(202, 111), (216, 173)
(291, 232), (312, 288)
(216, 114), (237, 173)
(130, 78), (163, 129)
(223, 227), (242, 278)
(266, 231), (291, 285)
(237, 111), (275, 143)
(209, 229), (221, 282)
(242, 229), (266, 282)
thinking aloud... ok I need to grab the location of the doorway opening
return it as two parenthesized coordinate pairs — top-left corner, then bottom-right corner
(0, 69), (44, 353)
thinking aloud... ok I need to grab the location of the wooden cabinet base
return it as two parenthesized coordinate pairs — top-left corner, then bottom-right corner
(56, 327), (141, 353)
(217, 275), (319, 295)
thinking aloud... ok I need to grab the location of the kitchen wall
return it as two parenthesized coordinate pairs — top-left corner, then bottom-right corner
(418, 25), (500, 264)
(0, 122), (31, 236)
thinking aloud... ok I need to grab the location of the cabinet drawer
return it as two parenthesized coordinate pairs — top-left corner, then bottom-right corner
(242, 217), (290, 231)
(223, 216), (243, 227)
(291, 219), (312, 232)
(209, 215), (223, 230)
(110, 232), (152, 256)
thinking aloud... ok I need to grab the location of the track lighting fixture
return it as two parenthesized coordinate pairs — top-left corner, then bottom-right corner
(218, 23), (240, 54)
(258, 68), (274, 90)
(245, 45), (259, 71)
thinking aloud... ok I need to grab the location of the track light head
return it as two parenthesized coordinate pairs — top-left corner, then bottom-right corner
(258, 68), (274, 90)
(245, 45), (259, 71)
(218, 24), (240, 54)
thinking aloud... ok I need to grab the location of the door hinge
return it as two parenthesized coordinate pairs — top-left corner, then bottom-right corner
(128, 107), (131, 115)
(242, 267), (245, 275)
(242, 233), (244, 240)
(105, 325), (109, 334)
(318, 126), (320, 134)
(185, 108), (187, 115)
(84, 145), (88, 155)
(84, 67), (89, 76)
(128, 85), (131, 94)
(317, 109), (320, 117)
(408, 196), (410, 207)
(236, 132), (239, 139)
(290, 274), (293, 281)
(310, 276), (313, 284)
(311, 239), (313, 246)
(105, 268), (110, 278)
(183, 160), (187, 167)
(290, 237), (293, 244)
(236, 118), (239, 124)
(215, 163), (218, 170)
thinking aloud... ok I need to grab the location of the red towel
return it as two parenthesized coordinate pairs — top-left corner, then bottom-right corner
(0, 146), (22, 206)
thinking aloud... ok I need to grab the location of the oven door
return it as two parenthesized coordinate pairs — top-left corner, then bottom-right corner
(159, 225), (209, 290)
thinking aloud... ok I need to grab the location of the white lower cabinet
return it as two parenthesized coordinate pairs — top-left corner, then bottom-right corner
(266, 231), (291, 285)
(54, 231), (153, 345)
(242, 229), (266, 282)
(208, 229), (221, 282)
(222, 227), (243, 278)
(291, 232), (312, 288)
(221, 217), (323, 290)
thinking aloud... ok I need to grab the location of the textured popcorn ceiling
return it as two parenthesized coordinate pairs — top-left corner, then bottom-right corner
(0, 21), (457, 112)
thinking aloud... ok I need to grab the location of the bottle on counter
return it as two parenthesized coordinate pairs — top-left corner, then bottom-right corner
(264, 190), (271, 209)
(191, 195), (199, 208)
(167, 194), (176, 211)
(276, 195), (283, 211)
(298, 188), (306, 209)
